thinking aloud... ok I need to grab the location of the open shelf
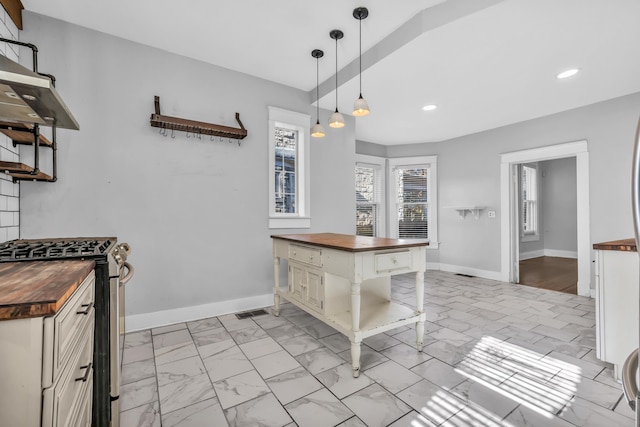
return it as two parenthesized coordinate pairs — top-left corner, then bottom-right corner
(0, 161), (53, 182)
(0, 121), (52, 147)
(450, 206), (486, 219)
(326, 301), (420, 339)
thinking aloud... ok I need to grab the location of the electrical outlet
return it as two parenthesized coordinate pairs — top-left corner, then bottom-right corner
(488, 210), (496, 218)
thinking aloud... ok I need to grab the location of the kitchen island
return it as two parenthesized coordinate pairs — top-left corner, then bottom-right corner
(593, 238), (638, 381)
(271, 233), (429, 377)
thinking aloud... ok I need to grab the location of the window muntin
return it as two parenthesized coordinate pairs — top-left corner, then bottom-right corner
(521, 164), (538, 235)
(268, 107), (310, 229)
(356, 165), (379, 236)
(388, 156), (438, 246)
(274, 127), (298, 214)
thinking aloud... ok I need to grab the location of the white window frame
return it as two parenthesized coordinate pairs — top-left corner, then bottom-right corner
(520, 163), (539, 242)
(387, 156), (438, 248)
(268, 106), (311, 229)
(355, 154), (386, 237)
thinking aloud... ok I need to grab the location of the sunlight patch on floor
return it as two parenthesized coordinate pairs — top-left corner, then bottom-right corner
(408, 336), (581, 426)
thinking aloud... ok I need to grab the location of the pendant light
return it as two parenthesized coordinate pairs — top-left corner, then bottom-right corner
(310, 49), (325, 138)
(329, 29), (345, 128)
(352, 7), (370, 117)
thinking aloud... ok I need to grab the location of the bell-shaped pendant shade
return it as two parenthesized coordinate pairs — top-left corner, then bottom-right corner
(329, 110), (345, 128)
(353, 95), (370, 117)
(311, 120), (326, 138)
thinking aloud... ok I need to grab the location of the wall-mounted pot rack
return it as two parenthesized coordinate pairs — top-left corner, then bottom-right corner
(150, 96), (247, 145)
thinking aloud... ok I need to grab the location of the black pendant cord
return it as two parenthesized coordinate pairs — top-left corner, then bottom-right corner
(334, 36), (339, 112)
(316, 56), (320, 123)
(358, 17), (362, 97)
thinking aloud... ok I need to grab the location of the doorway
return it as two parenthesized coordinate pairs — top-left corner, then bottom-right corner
(500, 141), (591, 297)
(517, 158), (578, 294)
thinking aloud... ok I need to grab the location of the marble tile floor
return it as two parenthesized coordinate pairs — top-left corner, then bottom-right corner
(120, 271), (635, 427)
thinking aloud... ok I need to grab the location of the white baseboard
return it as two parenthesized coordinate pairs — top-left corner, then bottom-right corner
(125, 293), (274, 332)
(519, 249), (578, 260)
(520, 250), (544, 260)
(436, 263), (503, 281)
(544, 249), (578, 259)
(426, 262), (440, 270)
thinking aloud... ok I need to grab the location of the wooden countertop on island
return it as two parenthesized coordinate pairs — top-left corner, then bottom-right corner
(271, 232), (429, 252)
(0, 260), (95, 320)
(593, 238), (637, 252)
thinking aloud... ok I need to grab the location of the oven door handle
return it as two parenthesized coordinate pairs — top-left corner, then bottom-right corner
(120, 261), (134, 285)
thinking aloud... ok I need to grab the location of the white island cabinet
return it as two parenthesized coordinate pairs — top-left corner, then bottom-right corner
(0, 260), (96, 427)
(594, 238), (638, 381)
(272, 233), (428, 377)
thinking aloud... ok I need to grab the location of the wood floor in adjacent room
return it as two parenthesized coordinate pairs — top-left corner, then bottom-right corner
(519, 256), (578, 294)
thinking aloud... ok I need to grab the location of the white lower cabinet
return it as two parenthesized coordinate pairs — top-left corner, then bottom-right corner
(0, 271), (95, 427)
(595, 249), (638, 381)
(289, 261), (324, 314)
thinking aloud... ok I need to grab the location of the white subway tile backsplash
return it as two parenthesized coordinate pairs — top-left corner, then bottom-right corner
(0, 7), (20, 244)
(0, 211), (13, 226)
(6, 226), (18, 240)
(7, 196), (18, 211)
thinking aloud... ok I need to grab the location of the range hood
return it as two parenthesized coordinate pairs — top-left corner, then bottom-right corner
(0, 54), (79, 130)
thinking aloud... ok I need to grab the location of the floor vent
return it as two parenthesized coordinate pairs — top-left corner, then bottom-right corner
(455, 273), (476, 278)
(235, 309), (269, 319)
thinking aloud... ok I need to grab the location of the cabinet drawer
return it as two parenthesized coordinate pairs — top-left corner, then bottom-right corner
(42, 316), (94, 427)
(375, 251), (412, 273)
(289, 245), (322, 267)
(43, 271), (95, 387)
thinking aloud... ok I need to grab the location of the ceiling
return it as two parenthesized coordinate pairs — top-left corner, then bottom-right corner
(22, 0), (640, 145)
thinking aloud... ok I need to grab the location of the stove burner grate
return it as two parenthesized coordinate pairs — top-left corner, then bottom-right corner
(0, 239), (114, 262)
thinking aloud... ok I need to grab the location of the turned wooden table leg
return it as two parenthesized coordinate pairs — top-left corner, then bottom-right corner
(415, 270), (425, 351)
(351, 280), (362, 377)
(273, 256), (281, 317)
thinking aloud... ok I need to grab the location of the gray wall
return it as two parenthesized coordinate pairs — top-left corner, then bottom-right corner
(541, 157), (578, 254)
(519, 158), (578, 258)
(19, 13), (355, 319)
(360, 92), (640, 275)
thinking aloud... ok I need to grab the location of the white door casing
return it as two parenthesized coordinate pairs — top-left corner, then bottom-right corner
(500, 140), (590, 296)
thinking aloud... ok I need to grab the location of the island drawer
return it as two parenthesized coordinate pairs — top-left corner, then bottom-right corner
(289, 245), (322, 267)
(374, 251), (412, 273)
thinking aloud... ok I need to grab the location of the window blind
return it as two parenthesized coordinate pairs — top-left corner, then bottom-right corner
(394, 166), (429, 239)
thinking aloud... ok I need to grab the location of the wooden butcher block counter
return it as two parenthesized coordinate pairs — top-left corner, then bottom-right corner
(0, 259), (95, 320)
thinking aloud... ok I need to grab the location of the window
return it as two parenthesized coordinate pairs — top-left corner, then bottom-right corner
(268, 107), (311, 229)
(355, 155), (385, 237)
(388, 156), (438, 246)
(521, 164), (538, 238)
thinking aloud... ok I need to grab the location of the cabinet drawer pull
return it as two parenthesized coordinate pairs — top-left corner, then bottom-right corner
(75, 363), (92, 382)
(76, 302), (94, 315)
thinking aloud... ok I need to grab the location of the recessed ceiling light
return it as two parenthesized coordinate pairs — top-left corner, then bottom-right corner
(556, 68), (580, 79)
(422, 104), (438, 111)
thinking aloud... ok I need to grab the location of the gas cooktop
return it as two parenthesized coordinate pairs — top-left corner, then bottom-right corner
(0, 237), (117, 262)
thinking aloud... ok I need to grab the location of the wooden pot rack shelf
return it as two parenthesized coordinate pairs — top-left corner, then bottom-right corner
(0, 121), (56, 182)
(149, 96), (247, 143)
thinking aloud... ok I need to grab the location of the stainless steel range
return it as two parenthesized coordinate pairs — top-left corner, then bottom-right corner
(0, 237), (134, 427)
